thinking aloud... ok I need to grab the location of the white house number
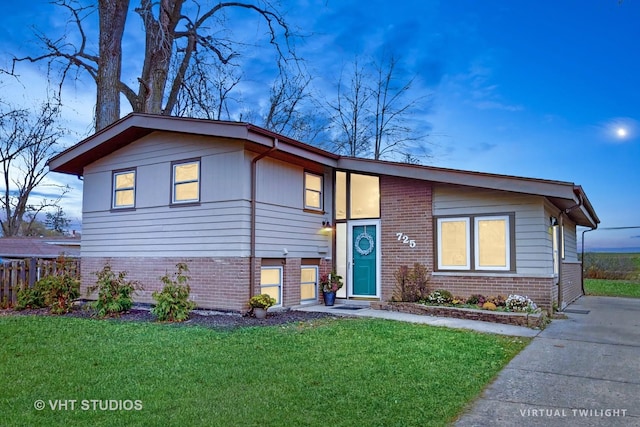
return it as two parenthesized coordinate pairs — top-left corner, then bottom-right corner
(396, 233), (416, 248)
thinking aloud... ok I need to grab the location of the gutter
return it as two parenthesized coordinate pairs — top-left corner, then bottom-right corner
(249, 138), (279, 299)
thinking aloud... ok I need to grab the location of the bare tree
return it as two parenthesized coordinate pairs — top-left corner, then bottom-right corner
(0, 101), (69, 236)
(371, 55), (423, 160)
(261, 63), (328, 144)
(327, 54), (428, 161)
(327, 59), (372, 157)
(12, 0), (296, 131)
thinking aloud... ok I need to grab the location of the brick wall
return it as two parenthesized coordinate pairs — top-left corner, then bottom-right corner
(561, 261), (583, 307)
(429, 274), (555, 311)
(82, 257), (252, 312)
(379, 175), (433, 301)
(82, 256), (330, 312)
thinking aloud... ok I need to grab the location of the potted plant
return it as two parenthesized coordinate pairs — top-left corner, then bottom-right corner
(248, 293), (276, 319)
(320, 272), (343, 306)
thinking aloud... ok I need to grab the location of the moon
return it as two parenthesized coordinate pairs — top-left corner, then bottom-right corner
(616, 127), (627, 138)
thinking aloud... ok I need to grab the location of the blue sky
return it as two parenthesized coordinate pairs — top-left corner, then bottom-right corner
(1, 0), (639, 250)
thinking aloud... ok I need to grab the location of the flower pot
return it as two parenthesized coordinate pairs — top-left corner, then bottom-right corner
(323, 291), (336, 306)
(253, 308), (267, 319)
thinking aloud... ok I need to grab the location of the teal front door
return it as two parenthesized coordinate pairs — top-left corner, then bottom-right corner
(352, 223), (377, 296)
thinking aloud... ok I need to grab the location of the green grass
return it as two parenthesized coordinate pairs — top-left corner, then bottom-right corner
(584, 279), (640, 298)
(0, 316), (528, 427)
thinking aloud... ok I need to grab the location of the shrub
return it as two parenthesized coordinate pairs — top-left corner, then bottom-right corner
(393, 263), (430, 302)
(466, 294), (486, 305)
(88, 265), (142, 317)
(151, 263), (195, 322)
(482, 301), (497, 311)
(15, 285), (46, 310)
(248, 294), (276, 309)
(582, 253), (636, 280)
(487, 295), (506, 307)
(426, 289), (453, 305)
(36, 273), (81, 314)
(505, 294), (538, 312)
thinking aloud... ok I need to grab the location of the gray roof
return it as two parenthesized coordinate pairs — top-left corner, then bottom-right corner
(0, 238), (80, 259)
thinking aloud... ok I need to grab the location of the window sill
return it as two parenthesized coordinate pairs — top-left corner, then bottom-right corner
(170, 202), (201, 208)
(110, 207), (136, 213)
(303, 208), (325, 214)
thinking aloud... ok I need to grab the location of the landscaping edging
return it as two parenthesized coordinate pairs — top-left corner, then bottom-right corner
(371, 302), (546, 329)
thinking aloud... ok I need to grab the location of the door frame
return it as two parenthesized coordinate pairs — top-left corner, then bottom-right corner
(347, 219), (381, 298)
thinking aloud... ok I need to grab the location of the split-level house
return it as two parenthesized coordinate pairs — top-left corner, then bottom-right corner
(48, 114), (599, 312)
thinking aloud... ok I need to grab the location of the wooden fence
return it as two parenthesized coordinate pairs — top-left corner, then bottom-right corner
(0, 258), (81, 306)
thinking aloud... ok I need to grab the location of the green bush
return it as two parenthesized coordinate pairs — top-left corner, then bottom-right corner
(15, 285), (46, 310)
(36, 273), (80, 314)
(88, 265), (142, 317)
(151, 263), (196, 322)
(582, 253), (636, 280)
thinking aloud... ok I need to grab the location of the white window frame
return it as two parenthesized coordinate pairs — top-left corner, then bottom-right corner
(436, 217), (471, 270)
(172, 160), (200, 204)
(304, 171), (323, 211)
(474, 215), (510, 271)
(300, 265), (318, 304)
(260, 266), (283, 307)
(112, 170), (136, 209)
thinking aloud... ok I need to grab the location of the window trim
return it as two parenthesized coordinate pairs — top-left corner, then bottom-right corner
(171, 159), (201, 205)
(112, 169), (136, 210)
(304, 171), (324, 212)
(435, 213), (515, 273)
(300, 265), (319, 304)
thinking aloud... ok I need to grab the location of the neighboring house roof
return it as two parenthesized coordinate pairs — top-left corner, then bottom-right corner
(48, 113), (599, 228)
(0, 237), (81, 259)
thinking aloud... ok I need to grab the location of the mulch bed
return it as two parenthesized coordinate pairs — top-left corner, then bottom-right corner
(0, 303), (338, 330)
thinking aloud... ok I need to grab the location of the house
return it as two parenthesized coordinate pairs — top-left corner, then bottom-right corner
(48, 113), (599, 312)
(0, 237), (81, 261)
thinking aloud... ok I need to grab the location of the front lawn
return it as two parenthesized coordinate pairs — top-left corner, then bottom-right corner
(584, 279), (640, 298)
(0, 316), (528, 426)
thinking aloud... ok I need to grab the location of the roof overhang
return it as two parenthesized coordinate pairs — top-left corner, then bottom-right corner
(48, 113), (339, 175)
(338, 157), (600, 228)
(49, 114), (599, 229)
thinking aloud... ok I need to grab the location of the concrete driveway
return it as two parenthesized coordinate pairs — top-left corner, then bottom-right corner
(455, 296), (640, 426)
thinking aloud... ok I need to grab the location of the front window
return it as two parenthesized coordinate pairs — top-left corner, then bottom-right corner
(436, 214), (513, 272)
(349, 173), (380, 219)
(304, 172), (323, 210)
(113, 170), (135, 208)
(172, 160), (200, 204)
(260, 267), (282, 306)
(475, 216), (510, 271)
(437, 218), (470, 270)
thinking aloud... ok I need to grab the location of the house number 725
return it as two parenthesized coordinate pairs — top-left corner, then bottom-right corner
(396, 233), (416, 248)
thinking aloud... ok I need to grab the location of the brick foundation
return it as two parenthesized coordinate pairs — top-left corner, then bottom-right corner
(82, 256), (331, 312)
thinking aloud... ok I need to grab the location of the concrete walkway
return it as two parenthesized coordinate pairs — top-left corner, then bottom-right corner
(455, 296), (640, 426)
(295, 302), (540, 337)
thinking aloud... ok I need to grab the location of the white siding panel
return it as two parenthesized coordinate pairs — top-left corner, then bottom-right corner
(434, 185), (553, 275)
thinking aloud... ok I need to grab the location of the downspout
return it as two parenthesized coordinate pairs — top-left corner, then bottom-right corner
(249, 139), (278, 299)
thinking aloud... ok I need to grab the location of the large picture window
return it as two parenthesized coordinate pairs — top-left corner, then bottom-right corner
(172, 160), (200, 204)
(436, 214), (513, 272)
(113, 170), (136, 209)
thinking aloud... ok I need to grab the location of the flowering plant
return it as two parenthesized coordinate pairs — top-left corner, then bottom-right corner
(248, 293), (276, 309)
(320, 272), (343, 293)
(505, 294), (538, 312)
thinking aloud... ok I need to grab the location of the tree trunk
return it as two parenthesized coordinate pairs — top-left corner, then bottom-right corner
(96, 0), (130, 131)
